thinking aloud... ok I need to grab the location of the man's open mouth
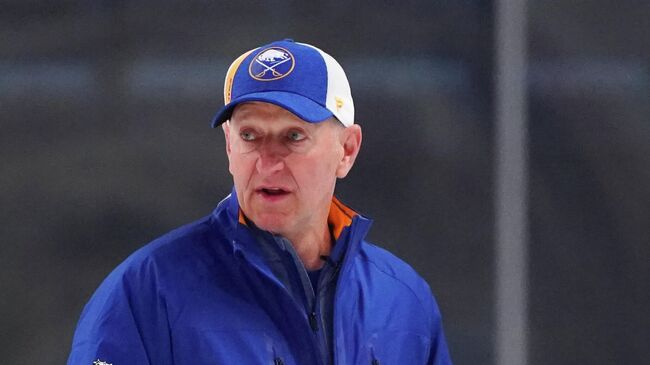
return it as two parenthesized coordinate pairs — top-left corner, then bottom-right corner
(258, 188), (289, 196)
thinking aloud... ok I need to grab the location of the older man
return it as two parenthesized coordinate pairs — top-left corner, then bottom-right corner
(68, 39), (452, 365)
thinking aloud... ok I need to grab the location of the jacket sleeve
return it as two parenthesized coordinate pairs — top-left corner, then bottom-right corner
(67, 257), (172, 365)
(427, 292), (453, 365)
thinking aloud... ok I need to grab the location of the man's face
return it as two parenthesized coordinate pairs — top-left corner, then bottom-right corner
(223, 102), (360, 239)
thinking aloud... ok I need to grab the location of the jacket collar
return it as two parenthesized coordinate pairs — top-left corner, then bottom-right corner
(214, 187), (372, 264)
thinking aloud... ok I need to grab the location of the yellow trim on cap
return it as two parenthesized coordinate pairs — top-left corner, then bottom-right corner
(224, 49), (257, 104)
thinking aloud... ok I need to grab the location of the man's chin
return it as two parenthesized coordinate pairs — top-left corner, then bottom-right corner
(250, 214), (291, 236)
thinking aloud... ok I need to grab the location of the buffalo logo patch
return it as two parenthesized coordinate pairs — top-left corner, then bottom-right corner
(249, 47), (295, 81)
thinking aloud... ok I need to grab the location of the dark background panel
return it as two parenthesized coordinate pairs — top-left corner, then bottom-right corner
(528, 1), (650, 364)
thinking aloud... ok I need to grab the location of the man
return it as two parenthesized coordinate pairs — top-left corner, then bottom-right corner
(68, 39), (452, 365)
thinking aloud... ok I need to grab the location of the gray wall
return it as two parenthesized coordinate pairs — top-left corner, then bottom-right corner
(1, 1), (647, 364)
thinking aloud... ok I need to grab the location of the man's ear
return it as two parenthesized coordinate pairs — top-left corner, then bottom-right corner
(222, 122), (234, 175)
(222, 122), (232, 157)
(336, 124), (362, 178)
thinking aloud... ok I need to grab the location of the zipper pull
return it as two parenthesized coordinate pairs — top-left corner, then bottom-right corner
(274, 357), (284, 365)
(309, 311), (318, 331)
(370, 345), (380, 364)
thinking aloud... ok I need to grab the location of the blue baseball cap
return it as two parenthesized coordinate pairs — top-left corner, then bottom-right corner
(210, 39), (354, 127)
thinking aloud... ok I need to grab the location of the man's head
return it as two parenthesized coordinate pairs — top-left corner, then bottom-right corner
(211, 40), (362, 239)
(211, 39), (354, 128)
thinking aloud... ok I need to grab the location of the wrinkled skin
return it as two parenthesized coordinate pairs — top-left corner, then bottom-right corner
(223, 102), (362, 269)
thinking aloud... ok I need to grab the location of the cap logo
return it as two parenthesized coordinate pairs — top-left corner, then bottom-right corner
(335, 96), (344, 110)
(249, 47), (295, 81)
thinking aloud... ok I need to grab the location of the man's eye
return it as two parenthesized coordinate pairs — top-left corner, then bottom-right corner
(240, 131), (256, 141)
(287, 131), (306, 141)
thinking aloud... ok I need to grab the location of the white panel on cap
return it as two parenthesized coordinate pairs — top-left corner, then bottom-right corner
(299, 43), (354, 126)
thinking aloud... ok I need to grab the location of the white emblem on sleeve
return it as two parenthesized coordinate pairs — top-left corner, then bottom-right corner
(93, 360), (112, 365)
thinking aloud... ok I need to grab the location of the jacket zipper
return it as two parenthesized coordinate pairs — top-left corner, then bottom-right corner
(233, 236), (329, 365)
(370, 345), (380, 365)
(309, 271), (330, 365)
(233, 216), (372, 365)
(309, 311), (319, 331)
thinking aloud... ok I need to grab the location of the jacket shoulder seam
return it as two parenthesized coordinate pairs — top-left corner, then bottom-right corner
(358, 252), (432, 322)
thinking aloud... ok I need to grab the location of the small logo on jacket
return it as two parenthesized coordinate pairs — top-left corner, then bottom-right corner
(93, 360), (112, 365)
(249, 47), (295, 81)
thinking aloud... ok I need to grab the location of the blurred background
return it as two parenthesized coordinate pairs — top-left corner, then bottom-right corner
(1, 1), (648, 364)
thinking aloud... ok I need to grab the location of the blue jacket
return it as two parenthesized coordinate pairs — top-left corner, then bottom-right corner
(68, 193), (452, 364)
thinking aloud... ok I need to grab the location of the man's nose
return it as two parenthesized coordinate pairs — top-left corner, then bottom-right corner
(255, 140), (287, 175)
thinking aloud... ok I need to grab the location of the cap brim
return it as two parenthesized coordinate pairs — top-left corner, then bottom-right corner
(210, 91), (333, 127)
